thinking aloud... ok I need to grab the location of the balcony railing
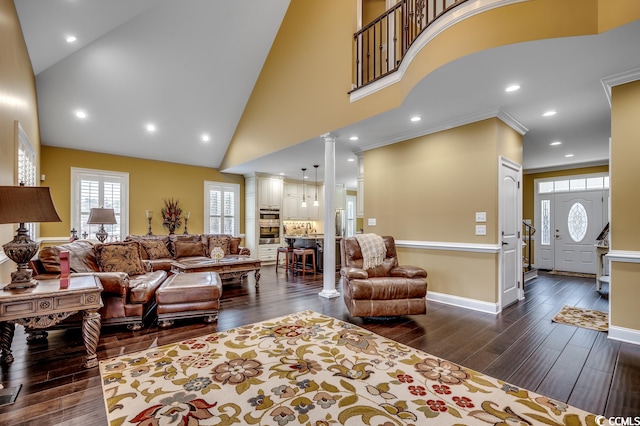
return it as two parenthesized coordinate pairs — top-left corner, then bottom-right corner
(352, 0), (468, 91)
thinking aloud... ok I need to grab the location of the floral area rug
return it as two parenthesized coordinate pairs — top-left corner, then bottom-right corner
(100, 310), (598, 425)
(552, 305), (609, 332)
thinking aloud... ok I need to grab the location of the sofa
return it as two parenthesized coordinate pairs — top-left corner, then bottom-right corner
(29, 234), (249, 330)
(340, 235), (428, 318)
(124, 234), (250, 272)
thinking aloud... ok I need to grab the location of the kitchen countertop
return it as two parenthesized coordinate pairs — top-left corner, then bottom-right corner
(284, 234), (343, 239)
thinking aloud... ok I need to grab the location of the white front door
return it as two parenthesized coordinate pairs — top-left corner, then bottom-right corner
(554, 191), (606, 274)
(500, 158), (522, 308)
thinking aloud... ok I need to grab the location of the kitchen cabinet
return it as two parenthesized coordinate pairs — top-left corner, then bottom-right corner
(258, 244), (279, 262)
(258, 177), (283, 209)
(282, 181), (321, 220)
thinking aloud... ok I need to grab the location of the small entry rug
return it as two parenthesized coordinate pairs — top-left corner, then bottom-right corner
(552, 305), (609, 332)
(100, 310), (598, 425)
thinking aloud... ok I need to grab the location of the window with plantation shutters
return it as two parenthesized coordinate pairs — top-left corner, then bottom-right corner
(204, 181), (239, 235)
(16, 122), (37, 238)
(71, 168), (129, 241)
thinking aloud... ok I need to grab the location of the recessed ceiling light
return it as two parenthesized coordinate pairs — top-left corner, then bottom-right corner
(565, 154), (574, 158)
(66, 35), (77, 43)
(347, 158), (355, 162)
(74, 110), (87, 119)
(146, 123), (156, 133)
(543, 110), (556, 117)
(201, 134), (210, 142)
(349, 136), (359, 141)
(279, 173), (285, 176)
(550, 141), (562, 146)
(410, 116), (421, 122)
(505, 84), (520, 92)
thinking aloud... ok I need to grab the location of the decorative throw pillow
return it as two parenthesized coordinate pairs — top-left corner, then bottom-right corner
(95, 241), (146, 276)
(207, 236), (231, 256)
(38, 246), (62, 273)
(140, 239), (172, 260)
(174, 241), (206, 258)
(229, 237), (241, 255)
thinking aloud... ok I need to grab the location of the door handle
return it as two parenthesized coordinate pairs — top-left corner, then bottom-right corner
(502, 241), (508, 246)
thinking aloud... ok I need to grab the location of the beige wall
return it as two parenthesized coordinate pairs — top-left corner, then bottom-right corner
(362, 118), (522, 303)
(610, 80), (640, 331)
(221, 0), (640, 171)
(40, 147), (245, 239)
(0, 0), (41, 283)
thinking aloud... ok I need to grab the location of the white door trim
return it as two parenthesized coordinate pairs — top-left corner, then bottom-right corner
(498, 156), (523, 310)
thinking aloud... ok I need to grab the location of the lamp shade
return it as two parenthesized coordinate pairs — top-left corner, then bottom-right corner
(86, 208), (117, 225)
(0, 186), (62, 224)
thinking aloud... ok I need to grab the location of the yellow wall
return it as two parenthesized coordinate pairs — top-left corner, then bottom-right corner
(0, 0), (41, 283)
(362, 0), (387, 25)
(610, 80), (640, 331)
(362, 118), (522, 303)
(40, 147), (245, 238)
(221, 0), (640, 172)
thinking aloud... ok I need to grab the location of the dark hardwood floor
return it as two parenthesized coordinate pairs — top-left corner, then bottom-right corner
(1, 268), (638, 425)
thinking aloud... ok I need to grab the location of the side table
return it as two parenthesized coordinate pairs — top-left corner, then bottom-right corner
(0, 275), (103, 368)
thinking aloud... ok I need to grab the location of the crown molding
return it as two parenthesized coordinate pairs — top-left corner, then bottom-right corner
(358, 107), (526, 153)
(601, 67), (640, 107)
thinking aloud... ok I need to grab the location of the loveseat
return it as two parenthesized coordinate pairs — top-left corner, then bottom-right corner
(340, 235), (428, 318)
(30, 234), (249, 330)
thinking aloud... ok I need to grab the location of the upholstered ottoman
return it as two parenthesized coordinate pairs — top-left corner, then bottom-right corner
(155, 271), (222, 328)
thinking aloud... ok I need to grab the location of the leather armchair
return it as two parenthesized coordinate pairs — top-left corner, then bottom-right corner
(340, 236), (427, 317)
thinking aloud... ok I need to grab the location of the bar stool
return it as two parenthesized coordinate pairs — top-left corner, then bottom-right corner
(293, 248), (316, 276)
(276, 247), (293, 273)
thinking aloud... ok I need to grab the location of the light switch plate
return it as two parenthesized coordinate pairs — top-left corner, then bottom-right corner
(476, 212), (486, 222)
(475, 225), (487, 235)
(368, 218), (377, 226)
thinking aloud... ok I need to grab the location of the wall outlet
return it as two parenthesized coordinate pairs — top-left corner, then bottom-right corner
(368, 218), (377, 226)
(475, 225), (487, 235)
(476, 212), (486, 222)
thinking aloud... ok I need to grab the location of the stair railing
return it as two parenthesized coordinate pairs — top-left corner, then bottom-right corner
(352, 0), (468, 91)
(523, 221), (536, 271)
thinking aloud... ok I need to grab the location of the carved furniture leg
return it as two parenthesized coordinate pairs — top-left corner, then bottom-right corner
(82, 309), (101, 368)
(254, 269), (261, 288)
(204, 312), (218, 323)
(0, 321), (16, 364)
(158, 319), (174, 328)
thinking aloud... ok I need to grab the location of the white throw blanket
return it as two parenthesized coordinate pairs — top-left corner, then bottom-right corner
(355, 233), (386, 270)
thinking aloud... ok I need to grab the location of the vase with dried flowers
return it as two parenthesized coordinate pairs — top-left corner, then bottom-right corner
(161, 198), (183, 234)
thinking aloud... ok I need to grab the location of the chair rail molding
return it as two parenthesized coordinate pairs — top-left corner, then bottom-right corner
(396, 239), (501, 253)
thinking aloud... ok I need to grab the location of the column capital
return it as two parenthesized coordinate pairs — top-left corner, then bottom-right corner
(320, 133), (336, 143)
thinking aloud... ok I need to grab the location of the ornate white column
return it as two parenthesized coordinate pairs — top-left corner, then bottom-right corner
(319, 133), (340, 299)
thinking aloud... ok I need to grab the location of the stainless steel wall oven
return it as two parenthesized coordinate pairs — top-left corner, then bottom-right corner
(259, 209), (281, 244)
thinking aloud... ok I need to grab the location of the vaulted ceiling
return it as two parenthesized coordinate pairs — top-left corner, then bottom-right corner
(15, 1), (640, 189)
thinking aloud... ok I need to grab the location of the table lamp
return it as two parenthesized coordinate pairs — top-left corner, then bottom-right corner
(86, 207), (117, 243)
(0, 185), (62, 289)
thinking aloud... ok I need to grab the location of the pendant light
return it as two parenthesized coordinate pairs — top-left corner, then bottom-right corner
(301, 168), (307, 208)
(313, 165), (319, 207)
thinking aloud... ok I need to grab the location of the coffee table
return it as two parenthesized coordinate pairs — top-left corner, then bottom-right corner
(0, 275), (103, 368)
(171, 256), (262, 287)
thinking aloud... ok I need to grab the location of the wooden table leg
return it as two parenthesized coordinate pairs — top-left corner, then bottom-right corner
(254, 269), (261, 288)
(81, 309), (101, 368)
(0, 321), (15, 364)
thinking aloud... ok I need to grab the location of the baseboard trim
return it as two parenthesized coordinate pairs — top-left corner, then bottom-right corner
(427, 291), (500, 315)
(608, 325), (640, 346)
